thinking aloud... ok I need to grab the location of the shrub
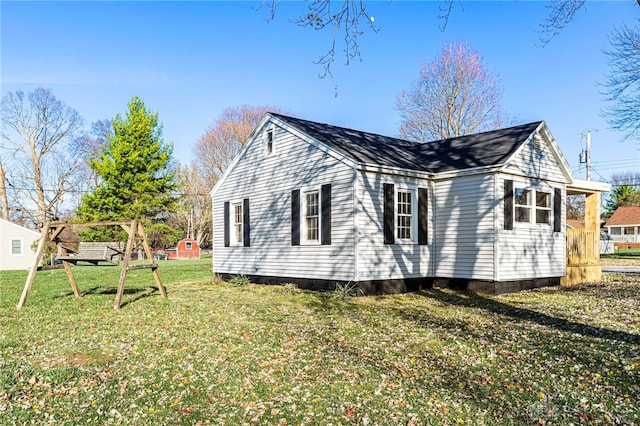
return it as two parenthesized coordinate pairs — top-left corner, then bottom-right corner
(229, 274), (250, 287)
(331, 282), (362, 300)
(281, 282), (299, 294)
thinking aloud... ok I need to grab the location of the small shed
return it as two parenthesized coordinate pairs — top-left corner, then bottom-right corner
(0, 218), (41, 271)
(167, 238), (200, 260)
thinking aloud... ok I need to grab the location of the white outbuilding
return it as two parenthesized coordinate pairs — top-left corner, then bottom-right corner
(0, 218), (41, 271)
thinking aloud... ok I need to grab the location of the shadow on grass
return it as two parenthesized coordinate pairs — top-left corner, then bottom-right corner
(414, 289), (640, 345)
(55, 286), (161, 308)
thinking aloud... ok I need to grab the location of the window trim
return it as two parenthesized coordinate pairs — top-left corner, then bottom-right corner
(535, 191), (551, 225)
(10, 239), (23, 256)
(514, 187), (552, 227)
(302, 188), (321, 245)
(395, 185), (418, 244)
(231, 201), (243, 246)
(264, 127), (274, 155)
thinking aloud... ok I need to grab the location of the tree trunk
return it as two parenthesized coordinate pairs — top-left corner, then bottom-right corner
(0, 159), (8, 220)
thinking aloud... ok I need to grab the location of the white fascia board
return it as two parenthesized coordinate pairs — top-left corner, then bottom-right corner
(538, 123), (575, 183)
(268, 115), (359, 170)
(431, 164), (503, 180)
(498, 170), (571, 185)
(356, 164), (433, 180)
(568, 179), (611, 194)
(0, 218), (41, 237)
(210, 113), (275, 198)
(358, 163), (505, 181)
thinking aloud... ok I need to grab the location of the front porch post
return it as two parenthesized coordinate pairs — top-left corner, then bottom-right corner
(562, 190), (603, 286)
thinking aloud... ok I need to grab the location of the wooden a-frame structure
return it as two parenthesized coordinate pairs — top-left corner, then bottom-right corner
(17, 220), (167, 310)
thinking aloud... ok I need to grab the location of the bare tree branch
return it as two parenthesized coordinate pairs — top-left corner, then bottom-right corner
(603, 19), (640, 141)
(0, 88), (84, 223)
(396, 42), (507, 142)
(538, 0), (586, 47)
(265, 0), (378, 92)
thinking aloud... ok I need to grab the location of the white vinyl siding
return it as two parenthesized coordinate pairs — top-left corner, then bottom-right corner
(356, 171), (432, 281)
(0, 219), (40, 271)
(433, 174), (496, 281)
(497, 175), (565, 280)
(503, 135), (567, 183)
(213, 125), (355, 281)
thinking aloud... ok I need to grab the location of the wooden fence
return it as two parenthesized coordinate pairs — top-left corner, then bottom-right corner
(566, 229), (599, 266)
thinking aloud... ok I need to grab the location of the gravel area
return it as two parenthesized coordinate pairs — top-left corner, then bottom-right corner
(600, 256), (640, 266)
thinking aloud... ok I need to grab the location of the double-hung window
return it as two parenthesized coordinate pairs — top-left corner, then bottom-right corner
(515, 189), (532, 223)
(11, 239), (22, 256)
(224, 199), (250, 247)
(396, 189), (413, 240)
(515, 188), (551, 225)
(233, 203), (243, 245)
(291, 184), (331, 246)
(383, 184), (428, 245)
(304, 190), (320, 243)
(535, 191), (551, 224)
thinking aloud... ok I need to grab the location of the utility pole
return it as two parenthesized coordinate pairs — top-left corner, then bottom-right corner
(580, 131), (592, 181)
(586, 130), (591, 181)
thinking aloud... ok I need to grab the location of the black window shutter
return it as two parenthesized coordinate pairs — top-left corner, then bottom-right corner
(504, 180), (513, 231)
(223, 201), (230, 247)
(384, 183), (395, 244)
(418, 187), (428, 245)
(554, 187), (562, 233)
(321, 184), (332, 245)
(243, 198), (250, 247)
(291, 189), (300, 246)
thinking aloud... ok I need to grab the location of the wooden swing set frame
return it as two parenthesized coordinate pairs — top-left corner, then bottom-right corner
(17, 220), (167, 310)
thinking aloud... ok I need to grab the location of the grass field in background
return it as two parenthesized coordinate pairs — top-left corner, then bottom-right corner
(1, 260), (638, 425)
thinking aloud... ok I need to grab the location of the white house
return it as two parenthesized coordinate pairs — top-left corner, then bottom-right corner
(605, 206), (640, 243)
(211, 113), (607, 295)
(0, 218), (41, 271)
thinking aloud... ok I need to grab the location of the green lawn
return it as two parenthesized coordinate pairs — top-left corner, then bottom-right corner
(1, 261), (638, 425)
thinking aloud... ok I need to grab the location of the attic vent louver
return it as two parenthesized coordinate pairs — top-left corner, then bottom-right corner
(533, 133), (543, 150)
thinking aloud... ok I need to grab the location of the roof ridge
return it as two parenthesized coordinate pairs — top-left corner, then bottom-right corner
(268, 112), (544, 174)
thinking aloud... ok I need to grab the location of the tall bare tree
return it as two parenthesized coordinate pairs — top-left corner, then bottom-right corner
(193, 105), (286, 189)
(0, 157), (8, 220)
(396, 42), (507, 142)
(1, 88), (84, 224)
(603, 19), (640, 141)
(170, 163), (212, 248)
(70, 119), (113, 189)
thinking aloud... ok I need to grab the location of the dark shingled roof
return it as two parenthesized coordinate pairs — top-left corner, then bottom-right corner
(270, 113), (542, 174)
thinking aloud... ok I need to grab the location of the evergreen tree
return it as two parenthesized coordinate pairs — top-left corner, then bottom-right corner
(605, 184), (640, 217)
(77, 96), (177, 240)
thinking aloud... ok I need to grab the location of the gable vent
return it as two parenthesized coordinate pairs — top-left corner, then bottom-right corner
(533, 133), (543, 150)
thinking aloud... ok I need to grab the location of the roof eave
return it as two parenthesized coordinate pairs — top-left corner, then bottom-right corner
(567, 179), (611, 195)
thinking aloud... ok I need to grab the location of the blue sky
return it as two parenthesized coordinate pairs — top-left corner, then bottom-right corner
(2, 1), (639, 184)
